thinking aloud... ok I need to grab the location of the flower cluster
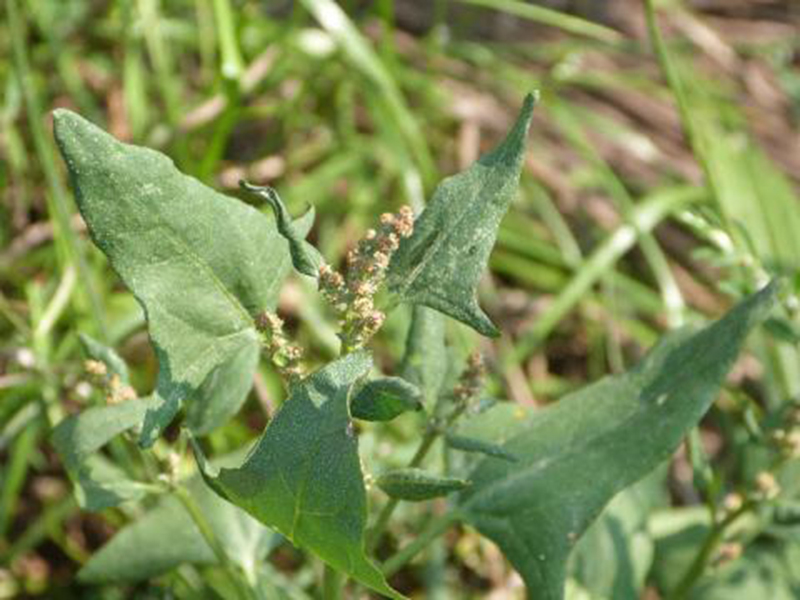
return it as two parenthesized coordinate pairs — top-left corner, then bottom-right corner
(453, 352), (486, 410)
(255, 311), (305, 385)
(84, 359), (137, 404)
(319, 206), (414, 352)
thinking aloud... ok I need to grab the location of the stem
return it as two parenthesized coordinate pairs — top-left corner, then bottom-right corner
(668, 502), (753, 599)
(173, 484), (253, 600)
(367, 404), (466, 553)
(382, 511), (460, 577)
(322, 564), (343, 600)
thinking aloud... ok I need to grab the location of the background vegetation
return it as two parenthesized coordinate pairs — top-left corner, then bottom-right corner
(1, 0), (799, 597)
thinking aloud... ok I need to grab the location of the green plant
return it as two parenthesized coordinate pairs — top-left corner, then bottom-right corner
(49, 91), (789, 600)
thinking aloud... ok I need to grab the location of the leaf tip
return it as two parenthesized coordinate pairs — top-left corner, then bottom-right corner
(523, 90), (539, 112)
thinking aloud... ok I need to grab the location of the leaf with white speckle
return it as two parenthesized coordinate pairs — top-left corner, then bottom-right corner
(455, 283), (777, 599)
(387, 94), (535, 337)
(54, 111), (308, 445)
(193, 351), (404, 599)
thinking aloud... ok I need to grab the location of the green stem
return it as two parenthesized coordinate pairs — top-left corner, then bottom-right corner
(322, 563), (343, 600)
(173, 484), (253, 600)
(382, 511), (461, 577)
(668, 501), (753, 599)
(367, 404), (466, 553)
(367, 428), (436, 553)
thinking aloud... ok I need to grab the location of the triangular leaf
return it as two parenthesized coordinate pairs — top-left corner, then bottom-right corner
(387, 94), (535, 336)
(79, 477), (277, 583)
(193, 352), (403, 599)
(70, 454), (153, 511)
(51, 396), (158, 510)
(351, 376), (423, 422)
(53, 111), (305, 446)
(456, 283), (778, 599)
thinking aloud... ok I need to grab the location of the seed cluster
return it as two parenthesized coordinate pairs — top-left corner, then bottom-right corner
(255, 311), (305, 385)
(319, 206), (414, 352)
(83, 359), (137, 404)
(453, 352), (486, 410)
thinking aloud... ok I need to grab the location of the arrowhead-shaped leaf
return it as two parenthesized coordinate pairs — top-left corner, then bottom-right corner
(194, 352), (403, 599)
(79, 477), (277, 583)
(387, 94), (535, 337)
(455, 283), (778, 599)
(351, 376), (423, 422)
(376, 468), (470, 501)
(53, 111), (307, 446)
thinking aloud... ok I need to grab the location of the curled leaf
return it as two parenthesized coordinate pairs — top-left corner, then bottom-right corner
(79, 334), (130, 385)
(240, 180), (323, 278)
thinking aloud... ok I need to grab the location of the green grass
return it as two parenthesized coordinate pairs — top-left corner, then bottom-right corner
(1, 0), (799, 597)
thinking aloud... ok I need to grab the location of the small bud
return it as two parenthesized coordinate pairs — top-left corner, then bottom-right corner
(723, 492), (744, 513)
(373, 252), (390, 270)
(15, 348), (36, 369)
(454, 352), (486, 405)
(367, 310), (385, 328)
(256, 310), (282, 334)
(395, 206), (414, 238)
(713, 542), (743, 566)
(75, 381), (93, 399)
(166, 452), (181, 477)
(84, 359), (107, 377)
(755, 471), (780, 500)
(256, 310), (305, 385)
(352, 296), (374, 316)
(118, 385), (138, 402)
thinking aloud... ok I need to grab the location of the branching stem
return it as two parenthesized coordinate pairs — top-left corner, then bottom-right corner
(173, 483), (254, 600)
(668, 501), (753, 599)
